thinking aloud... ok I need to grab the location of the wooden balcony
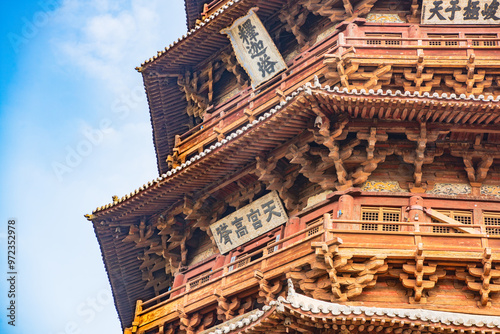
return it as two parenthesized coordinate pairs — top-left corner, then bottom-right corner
(128, 196), (500, 333)
(168, 23), (500, 170)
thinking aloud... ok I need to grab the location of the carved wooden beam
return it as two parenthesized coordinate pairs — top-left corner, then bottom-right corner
(324, 53), (359, 88)
(350, 148), (393, 187)
(255, 155), (301, 211)
(450, 143), (499, 189)
(456, 248), (500, 307)
(289, 239), (389, 302)
(178, 69), (208, 119)
(178, 306), (202, 334)
(215, 291), (241, 321)
(352, 0), (379, 17)
(226, 182), (262, 209)
(123, 218), (180, 293)
(410, 0), (419, 17)
(342, 0), (353, 16)
(286, 143), (338, 190)
(391, 244), (445, 303)
(219, 51), (248, 86)
(122, 217), (156, 246)
(394, 123), (442, 188)
(350, 64), (393, 90)
(255, 270), (284, 304)
(444, 69), (493, 95)
(298, 0), (346, 22)
(183, 193), (211, 221)
(310, 107), (349, 150)
(199, 311), (216, 331)
(356, 127), (387, 160)
(330, 140), (358, 189)
(279, 0), (310, 47)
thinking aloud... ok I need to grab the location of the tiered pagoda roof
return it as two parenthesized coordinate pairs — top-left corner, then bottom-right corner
(88, 0), (500, 331)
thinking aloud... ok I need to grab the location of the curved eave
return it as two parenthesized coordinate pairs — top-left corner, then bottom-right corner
(87, 82), (500, 327)
(91, 221), (148, 330)
(137, 0), (284, 72)
(142, 72), (189, 174)
(202, 285), (500, 334)
(87, 81), (500, 222)
(185, 0), (210, 30)
(138, 0), (285, 174)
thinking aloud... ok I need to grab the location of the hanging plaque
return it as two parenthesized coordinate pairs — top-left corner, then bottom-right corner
(221, 8), (287, 89)
(422, 0), (500, 24)
(209, 191), (288, 254)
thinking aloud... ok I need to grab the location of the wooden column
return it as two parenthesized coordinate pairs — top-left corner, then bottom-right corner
(337, 194), (355, 230)
(211, 255), (226, 279)
(171, 274), (185, 298)
(409, 196), (425, 246)
(284, 217), (302, 247)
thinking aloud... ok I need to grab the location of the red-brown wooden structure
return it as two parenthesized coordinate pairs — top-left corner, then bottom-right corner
(86, 0), (500, 333)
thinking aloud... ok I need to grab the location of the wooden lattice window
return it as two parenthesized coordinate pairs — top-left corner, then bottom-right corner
(484, 212), (500, 235)
(365, 33), (402, 46)
(427, 34), (459, 46)
(431, 210), (472, 233)
(306, 217), (323, 237)
(228, 254), (250, 272)
(237, 256), (250, 268)
(465, 34), (497, 46)
(267, 235), (281, 254)
(188, 271), (211, 289)
(361, 207), (401, 231)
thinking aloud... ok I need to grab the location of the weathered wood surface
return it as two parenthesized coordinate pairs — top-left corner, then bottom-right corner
(95, 2), (500, 330)
(130, 203), (500, 333)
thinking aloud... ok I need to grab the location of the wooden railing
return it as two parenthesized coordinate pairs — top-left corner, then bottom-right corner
(138, 217), (325, 314)
(169, 26), (341, 166)
(133, 215), (498, 328)
(345, 36), (500, 47)
(169, 24), (500, 167)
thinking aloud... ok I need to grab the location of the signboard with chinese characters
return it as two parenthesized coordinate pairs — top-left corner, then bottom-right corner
(221, 8), (287, 89)
(209, 191), (288, 254)
(422, 0), (500, 24)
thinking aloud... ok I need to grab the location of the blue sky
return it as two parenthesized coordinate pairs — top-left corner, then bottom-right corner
(0, 1), (186, 333)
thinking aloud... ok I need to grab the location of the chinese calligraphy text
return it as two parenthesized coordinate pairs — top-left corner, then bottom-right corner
(221, 8), (287, 88)
(209, 191), (288, 254)
(423, 0), (500, 23)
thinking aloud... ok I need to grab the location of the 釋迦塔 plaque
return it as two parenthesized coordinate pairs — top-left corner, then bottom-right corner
(221, 8), (287, 88)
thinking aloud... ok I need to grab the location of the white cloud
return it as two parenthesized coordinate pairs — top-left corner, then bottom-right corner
(54, 0), (186, 94)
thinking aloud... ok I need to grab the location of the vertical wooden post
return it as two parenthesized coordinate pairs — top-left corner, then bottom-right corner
(131, 299), (142, 333)
(338, 32), (345, 54)
(283, 216), (301, 247)
(210, 255), (226, 279)
(409, 196), (424, 246)
(474, 208), (488, 248)
(171, 273), (185, 297)
(323, 212), (333, 242)
(337, 194), (354, 230)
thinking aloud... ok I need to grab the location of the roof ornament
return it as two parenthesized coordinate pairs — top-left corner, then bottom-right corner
(286, 278), (296, 298)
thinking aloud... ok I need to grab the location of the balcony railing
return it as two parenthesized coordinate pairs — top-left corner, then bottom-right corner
(131, 204), (498, 330)
(169, 24), (500, 168)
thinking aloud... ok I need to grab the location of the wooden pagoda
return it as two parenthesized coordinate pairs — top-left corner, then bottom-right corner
(86, 0), (500, 333)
